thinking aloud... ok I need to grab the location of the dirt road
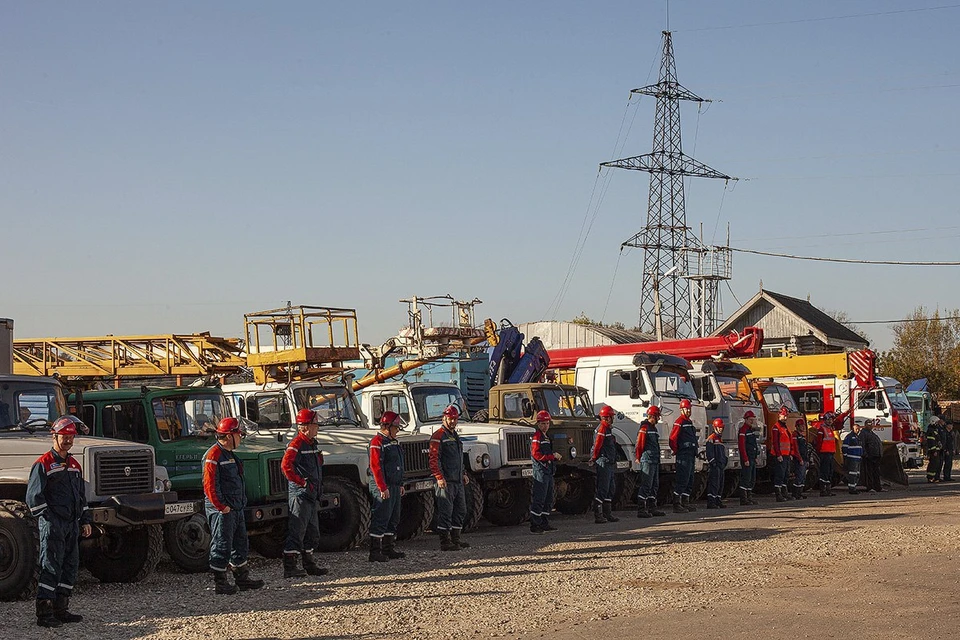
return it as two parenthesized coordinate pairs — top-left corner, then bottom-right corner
(7, 475), (960, 640)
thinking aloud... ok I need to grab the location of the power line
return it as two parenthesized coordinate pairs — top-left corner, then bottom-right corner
(854, 316), (960, 325)
(677, 4), (960, 33)
(730, 246), (960, 266)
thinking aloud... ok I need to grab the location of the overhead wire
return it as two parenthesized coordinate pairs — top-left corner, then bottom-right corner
(729, 246), (960, 266)
(599, 248), (626, 325)
(676, 4), (960, 33)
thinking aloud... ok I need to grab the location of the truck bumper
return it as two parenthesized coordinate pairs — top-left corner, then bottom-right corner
(403, 477), (436, 493)
(244, 493), (341, 528)
(483, 466), (533, 482)
(89, 493), (173, 527)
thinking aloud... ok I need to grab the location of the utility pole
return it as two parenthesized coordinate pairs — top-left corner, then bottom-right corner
(602, 31), (736, 338)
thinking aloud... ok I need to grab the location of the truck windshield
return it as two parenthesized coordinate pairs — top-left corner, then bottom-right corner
(152, 394), (226, 441)
(0, 381), (67, 431)
(292, 386), (360, 427)
(651, 370), (697, 400)
(761, 385), (800, 413)
(909, 396), (924, 412)
(886, 387), (913, 411)
(411, 386), (468, 424)
(715, 374), (753, 401)
(535, 388), (594, 418)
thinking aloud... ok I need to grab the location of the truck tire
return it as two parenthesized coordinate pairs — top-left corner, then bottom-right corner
(613, 472), (638, 510)
(83, 524), (162, 584)
(657, 477), (674, 506)
(692, 471), (708, 502)
(464, 475), (486, 531)
(395, 491), (435, 541)
(482, 479), (529, 527)
(248, 523), (287, 559)
(314, 477), (371, 552)
(722, 471), (739, 498)
(555, 472), (594, 515)
(163, 513), (211, 573)
(0, 500), (39, 601)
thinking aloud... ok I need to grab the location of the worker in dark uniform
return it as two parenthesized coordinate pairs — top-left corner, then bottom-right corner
(25, 415), (92, 627)
(635, 405), (666, 518)
(943, 421), (955, 481)
(590, 405), (619, 523)
(737, 410), (760, 506)
(771, 407), (793, 502)
(859, 419), (884, 492)
(203, 417), (264, 595)
(669, 398), (699, 513)
(705, 418), (728, 509)
(429, 405), (471, 551)
(281, 408), (329, 578)
(530, 410), (561, 534)
(368, 410), (406, 560)
(789, 419), (809, 499)
(926, 416), (944, 483)
(841, 422), (863, 495)
(813, 412), (838, 496)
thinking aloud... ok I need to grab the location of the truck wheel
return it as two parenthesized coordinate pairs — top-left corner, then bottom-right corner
(83, 525), (162, 583)
(692, 472), (707, 501)
(248, 524), (287, 559)
(163, 513), (211, 573)
(657, 477), (674, 506)
(395, 491), (435, 541)
(722, 471), (739, 499)
(482, 479), (529, 527)
(0, 500), (39, 601)
(314, 477), (371, 552)
(613, 472), (638, 510)
(464, 475), (486, 531)
(555, 473), (594, 515)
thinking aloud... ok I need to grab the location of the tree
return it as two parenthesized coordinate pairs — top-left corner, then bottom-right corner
(878, 307), (960, 400)
(570, 313), (627, 331)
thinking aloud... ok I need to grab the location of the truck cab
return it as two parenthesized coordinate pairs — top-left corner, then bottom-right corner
(691, 360), (765, 471)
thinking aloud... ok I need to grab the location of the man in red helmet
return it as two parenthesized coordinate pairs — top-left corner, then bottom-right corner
(737, 410), (760, 505)
(281, 408), (329, 578)
(789, 419), (810, 499)
(635, 405), (666, 518)
(771, 407), (793, 502)
(705, 418), (728, 509)
(530, 410), (561, 534)
(203, 417), (264, 594)
(669, 399), (699, 513)
(429, 404), (471, 550)
(368, 410), (406, 560)
(25, 415), (93, 627)
(813, 412), (838, 496)
(590, 405), (619, 523)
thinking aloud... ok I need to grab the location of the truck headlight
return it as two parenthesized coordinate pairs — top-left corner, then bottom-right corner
(154, 478), (172, 492)
(480, 453), (491, 468)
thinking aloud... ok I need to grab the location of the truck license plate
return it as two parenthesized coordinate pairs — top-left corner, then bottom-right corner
(413, 480), (434, 492)
(164, 502), (195, 516)
(616, 461), (630, 470)
(521, 468), (533, 477)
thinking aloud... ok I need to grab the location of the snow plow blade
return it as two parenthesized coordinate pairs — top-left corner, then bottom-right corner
(881, 442), (909, 486)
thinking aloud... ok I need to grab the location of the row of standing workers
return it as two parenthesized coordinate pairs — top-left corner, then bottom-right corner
(24, 402), (935, 627)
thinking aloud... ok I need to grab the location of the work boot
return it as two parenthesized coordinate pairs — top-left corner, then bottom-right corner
(637, 502), (653, 518)
(212, 570), (238, 595)
(740, 488), (751, 506)
(542, 517), (558, 532)
(602, 502), (620, 522)
(283, 552), (308, 578)
(706, 497), (718, 509)
(36, 599), (62, 628)
(673, 495), (687, 513)
(848, 487), (860, 495)
(795, 486), (805, 500)
(381, 535), (406, 559)
(450, 529), (470, 549)
(53, 595), (83, 623)
(594, 503), (607, 523)
(681, 495), (696, 512)
(783, 485), (794, 500)
(439, 530), (458, 551)
(748, 489), (759, 505)
(717, 495), (728, 508)
(233, 565), (264, 591)
(369, 536), (390, 561)
(530, 522), (545, 534)
(775, 487), (787, 502)
(648, 499), (666, 517)
(302, 551), (331, 574)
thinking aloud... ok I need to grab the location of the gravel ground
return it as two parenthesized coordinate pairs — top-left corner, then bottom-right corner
(7, 472), (960, 640)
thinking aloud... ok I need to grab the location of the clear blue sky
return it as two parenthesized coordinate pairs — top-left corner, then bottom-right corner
(3, 1), (958, 351)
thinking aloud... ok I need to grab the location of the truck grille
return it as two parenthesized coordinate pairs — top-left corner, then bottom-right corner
(579, 430), (596, 458)
(400, 440), (431, 478)
(267, 457), (286, 496)
(505, 431), (531, 463)
(94, 449), (154, 496)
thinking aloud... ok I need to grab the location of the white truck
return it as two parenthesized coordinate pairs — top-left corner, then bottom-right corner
(573, 352), (709, 503)
(358, 380), (536, 527)
(1, 319), (193, 600)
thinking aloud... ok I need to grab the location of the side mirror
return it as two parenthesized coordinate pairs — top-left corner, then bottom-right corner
(629, 370), (640, 399)
(521, 399), (534, 418)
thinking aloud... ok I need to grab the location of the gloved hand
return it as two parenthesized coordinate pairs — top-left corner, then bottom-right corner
(595, 457), (605, 468)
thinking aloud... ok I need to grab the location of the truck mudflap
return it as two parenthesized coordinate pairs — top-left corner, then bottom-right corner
(90, 493), (168, 526)
(483, 465), (533, 482)
(881, 442), (909, 486)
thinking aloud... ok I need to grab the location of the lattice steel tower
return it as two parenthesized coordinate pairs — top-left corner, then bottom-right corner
(602, 31), (735, 338)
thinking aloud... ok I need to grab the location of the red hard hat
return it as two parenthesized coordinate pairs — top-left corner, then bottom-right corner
(443, 405), (460, 419)
(779, 406), (790, 417)
(51, 415), (84, 436)
(380, 410), (401, 426)
(599, 405), (615, 418)
(646, 405), (661, 418)
(795, 418), (806, 428)
(535, 410), (552, 423)
(216, 417), (242, 435)
(712, 418), (725, 429)
(679, 399), (692, 409)
(295, 408), (317, 425)
(743, 410), (756, 419)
